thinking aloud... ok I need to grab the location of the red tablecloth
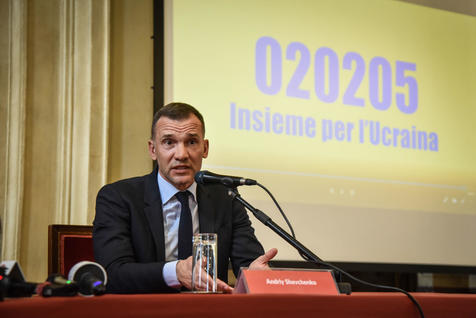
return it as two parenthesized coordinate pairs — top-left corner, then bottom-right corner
(1, 292), (475, 318)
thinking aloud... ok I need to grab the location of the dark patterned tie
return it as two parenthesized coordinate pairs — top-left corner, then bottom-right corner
(175, 191), (193, 259)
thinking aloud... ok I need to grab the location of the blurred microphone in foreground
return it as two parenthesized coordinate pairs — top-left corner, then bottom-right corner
(68, 261), (107, 296)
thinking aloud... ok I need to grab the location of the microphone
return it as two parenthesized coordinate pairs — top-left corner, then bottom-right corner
(47, 273), (74, 286)
(1, 261), (36, 298)
(36, 281), (78, 297)
(1, 279), (37, 298)
(68, 261), (107, 296)
(195, 170), (257, 187)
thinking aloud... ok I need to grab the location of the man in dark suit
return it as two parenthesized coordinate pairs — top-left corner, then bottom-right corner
(93, 102), (277, 293)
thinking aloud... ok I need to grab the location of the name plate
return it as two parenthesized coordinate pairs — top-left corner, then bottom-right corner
(234, 268), (339, 295)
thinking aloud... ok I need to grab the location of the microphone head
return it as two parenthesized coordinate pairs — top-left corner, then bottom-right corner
(194, 170), (209, 184)
(194, 170), (257, 187)
(37, 281), (79, 297)
(79, 272), (106, 296)
(194, 170), (234, 186)
(68, 261), (107, 296)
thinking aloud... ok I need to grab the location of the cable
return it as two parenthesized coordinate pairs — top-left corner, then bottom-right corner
(255, 182), (425, 318)
(316, 260), (425, 318)
(257, 182), (296, 238)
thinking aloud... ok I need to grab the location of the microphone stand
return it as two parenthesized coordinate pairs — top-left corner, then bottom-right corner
(227, 188), (426, 318)
(227, 188), (325, 265)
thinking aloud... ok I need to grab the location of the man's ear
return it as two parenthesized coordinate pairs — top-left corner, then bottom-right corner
(148, 140), (157, 160)
(202, 139), (209, 159)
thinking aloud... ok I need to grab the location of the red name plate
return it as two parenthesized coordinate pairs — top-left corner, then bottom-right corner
(234, 269), (339, 295)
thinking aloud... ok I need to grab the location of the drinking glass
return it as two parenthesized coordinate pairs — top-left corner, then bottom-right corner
(191, 233), (217, 293)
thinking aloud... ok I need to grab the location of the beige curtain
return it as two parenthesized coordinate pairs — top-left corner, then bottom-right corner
(0, 0), (110, 280)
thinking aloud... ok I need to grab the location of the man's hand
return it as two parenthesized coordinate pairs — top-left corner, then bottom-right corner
(176, 257), (194, 289)
(249, 248), (278, 270)
(176, 257), (233, 293)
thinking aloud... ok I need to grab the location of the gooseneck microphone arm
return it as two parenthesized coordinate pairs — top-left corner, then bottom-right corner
(227, 188), (325, 264)
(227, 187), (425, 318)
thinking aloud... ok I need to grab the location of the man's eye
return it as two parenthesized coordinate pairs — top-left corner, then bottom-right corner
(163, 139), (173, 145)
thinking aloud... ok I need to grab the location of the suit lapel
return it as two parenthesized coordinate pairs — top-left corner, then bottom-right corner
(197, 184), (216, 233)
(143, 169), (166, 260)
(143, 172), (217, 260)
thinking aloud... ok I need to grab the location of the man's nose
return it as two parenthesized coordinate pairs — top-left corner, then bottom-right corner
(175, 142), (188, 160)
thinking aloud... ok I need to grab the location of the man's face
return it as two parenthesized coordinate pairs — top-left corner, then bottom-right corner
(148, 115), (209, 190)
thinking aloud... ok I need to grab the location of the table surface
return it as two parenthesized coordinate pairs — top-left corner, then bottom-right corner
(1, 292), (475, 318)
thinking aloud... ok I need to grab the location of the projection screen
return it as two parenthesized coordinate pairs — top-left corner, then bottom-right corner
(162, 0), (476, 267)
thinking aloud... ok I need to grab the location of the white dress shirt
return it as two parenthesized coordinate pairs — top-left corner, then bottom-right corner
(157, 172), (199, 287)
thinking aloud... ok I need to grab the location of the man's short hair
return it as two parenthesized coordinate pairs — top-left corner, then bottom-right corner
(151, 102), (205, 139)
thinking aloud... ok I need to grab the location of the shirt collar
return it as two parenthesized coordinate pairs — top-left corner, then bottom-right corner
(157, 171), (197, 205)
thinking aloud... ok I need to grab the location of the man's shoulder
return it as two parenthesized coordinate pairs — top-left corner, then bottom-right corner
(198, 183), (234, 202)
(199, 182), (227, 192)
(98, 171), (156, 197)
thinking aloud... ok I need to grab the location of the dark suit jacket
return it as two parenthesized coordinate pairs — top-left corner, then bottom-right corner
(93, 170), (264, 293)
